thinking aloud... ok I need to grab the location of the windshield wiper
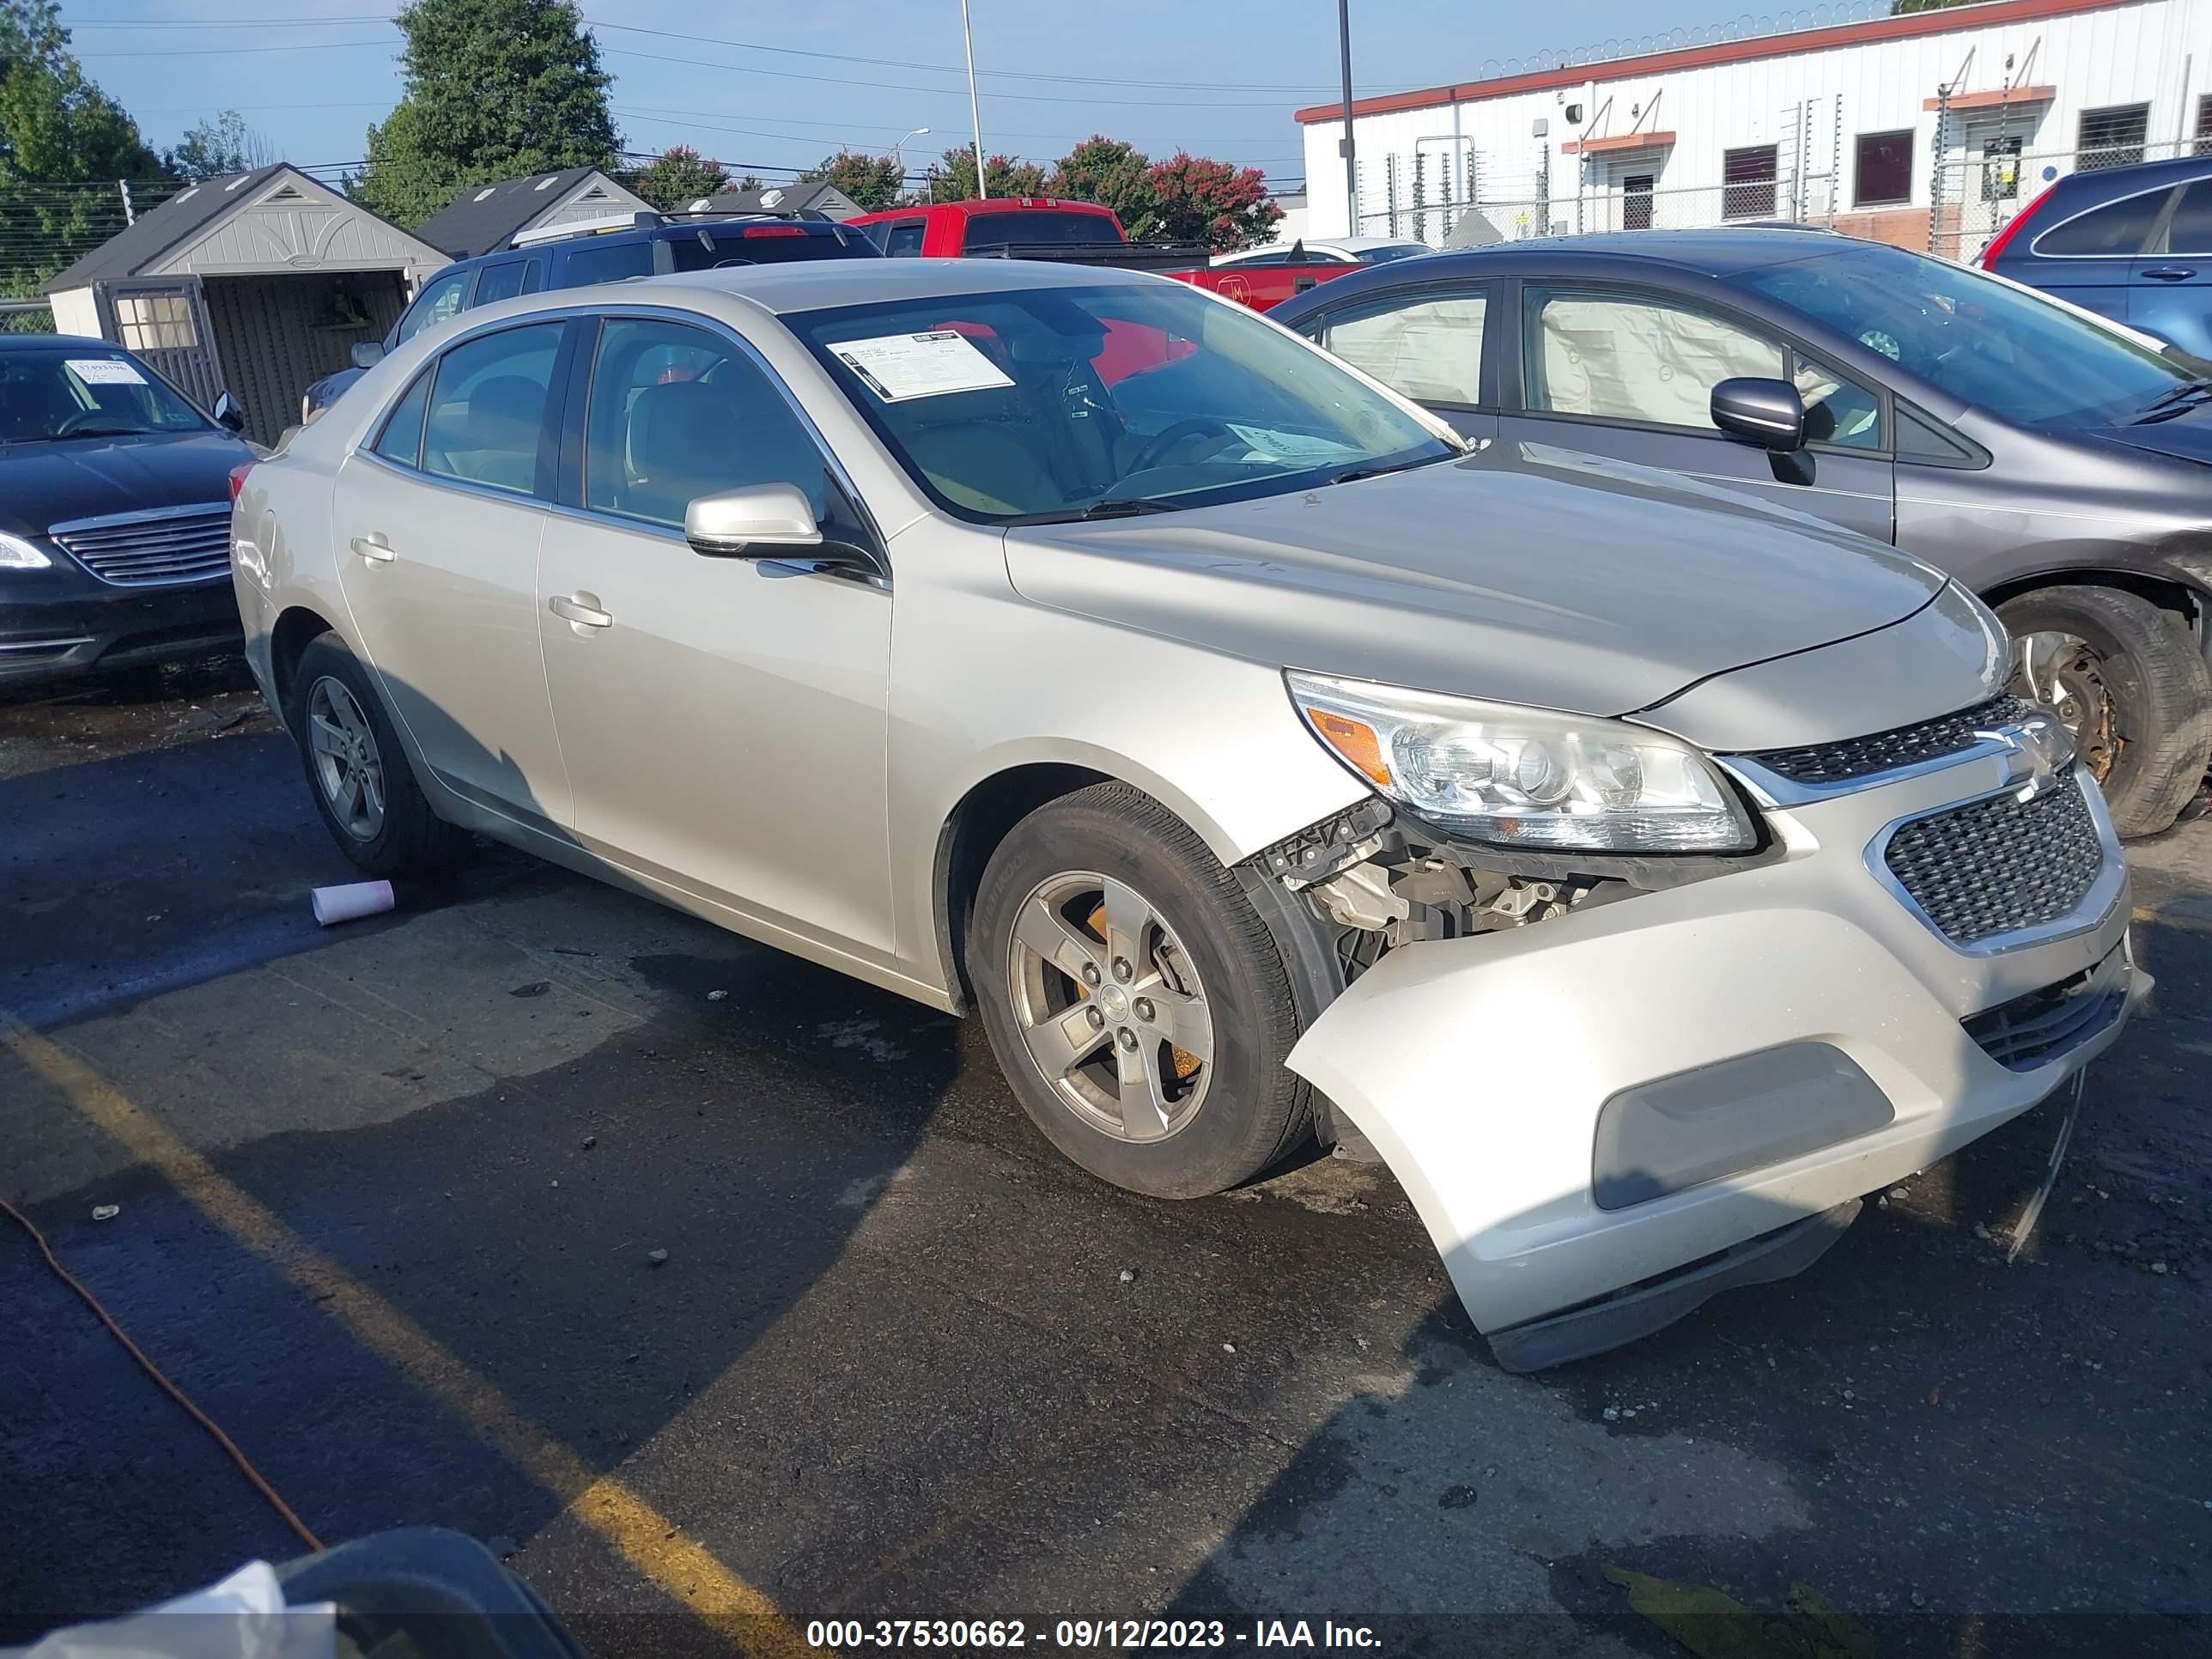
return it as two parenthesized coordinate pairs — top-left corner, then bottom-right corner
(1011, 497), (1181, 524)
(1327, 451), (1456, 486)
(57, 424), (162, 439)
(2131, 378), (2212, 422)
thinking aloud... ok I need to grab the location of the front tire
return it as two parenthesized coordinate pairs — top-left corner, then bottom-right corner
(286, 631), (471, 878)
(967, 783), (1310, 1198)
(1998, 586), (2212, 837)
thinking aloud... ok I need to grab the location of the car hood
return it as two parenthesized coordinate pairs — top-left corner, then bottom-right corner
(0, 429), (253, 538)
(1004, 442), (1947, 719)
(2084, 403), (2212, 467)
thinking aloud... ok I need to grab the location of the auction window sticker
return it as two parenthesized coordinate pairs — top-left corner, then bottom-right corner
(833, 331), (1013, 402)
(67, 358), (148, 386)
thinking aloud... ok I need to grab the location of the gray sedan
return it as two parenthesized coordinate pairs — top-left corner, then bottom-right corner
(1274, 230), (2212, 835)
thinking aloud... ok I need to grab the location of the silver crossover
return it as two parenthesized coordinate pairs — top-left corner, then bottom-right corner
(230, 261), (2145, 1367)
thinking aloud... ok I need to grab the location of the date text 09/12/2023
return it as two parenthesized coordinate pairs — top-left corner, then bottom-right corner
(803, 1618), (1383, 1650)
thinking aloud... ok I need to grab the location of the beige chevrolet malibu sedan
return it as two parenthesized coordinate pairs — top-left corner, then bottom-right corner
(231, 261), (2146, 1368)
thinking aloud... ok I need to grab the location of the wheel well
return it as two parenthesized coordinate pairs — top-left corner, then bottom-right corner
(933, 763), (1111, 1013)
(1983, 569), (2203, 637)
(269, 605), (337, 723)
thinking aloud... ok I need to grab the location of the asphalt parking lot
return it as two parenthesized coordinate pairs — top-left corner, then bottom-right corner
(3, 661), (2209, 1659)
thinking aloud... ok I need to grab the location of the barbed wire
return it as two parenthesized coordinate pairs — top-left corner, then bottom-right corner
(1462, 2), (1895, 82)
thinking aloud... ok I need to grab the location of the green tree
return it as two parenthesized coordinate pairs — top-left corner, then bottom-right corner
(349, 0), (617, 228)
(799, 149), (905, 210)
(629, 143), (727, 210)
(165, 109), (276, 179)
(2, 0), (161, 322)
(929, 145), (1046, 204)
(1048, 134), (1157, 237)
(1146, 151), (1280, 251)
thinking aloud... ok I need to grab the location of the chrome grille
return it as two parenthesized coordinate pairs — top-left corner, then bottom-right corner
(51, 505), (232, 586)
(1882, 773), (2105, 947)
(1963, 945), (2129, 1072)
(1748, 695), (2038, 787)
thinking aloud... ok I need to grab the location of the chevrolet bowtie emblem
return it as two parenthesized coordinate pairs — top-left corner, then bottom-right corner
(1975, 713), (2076, 802)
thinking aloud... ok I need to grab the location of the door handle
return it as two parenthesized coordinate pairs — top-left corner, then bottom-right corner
(349, 533), (395, 563)
(2142, 265), (2197, 281)
(548, 592), (612, 629)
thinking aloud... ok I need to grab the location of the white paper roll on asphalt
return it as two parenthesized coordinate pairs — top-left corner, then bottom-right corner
(311, 879), (395, 927)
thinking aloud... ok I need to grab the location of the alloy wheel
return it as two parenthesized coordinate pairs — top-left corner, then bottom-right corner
(1006, 871), (1213, 1143)
(306, 676), (386, 842)
(2008, 629), (2118, 781)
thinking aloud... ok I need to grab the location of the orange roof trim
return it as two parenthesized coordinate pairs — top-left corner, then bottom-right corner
(1294, 0), (2132, 125)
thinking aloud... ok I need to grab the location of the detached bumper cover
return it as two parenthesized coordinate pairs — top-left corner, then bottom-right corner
(1286, 752), (2144, 1354)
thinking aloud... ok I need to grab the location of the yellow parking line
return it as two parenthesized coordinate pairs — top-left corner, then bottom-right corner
(3, 1014), (814, 1659)
(2135, 905), (2212, 933)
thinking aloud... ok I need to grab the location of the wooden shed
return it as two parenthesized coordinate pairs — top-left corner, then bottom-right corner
(40, 165), (447, 443)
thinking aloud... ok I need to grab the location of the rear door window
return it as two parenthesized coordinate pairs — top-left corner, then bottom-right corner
(471, 259), (531, 305)
(883, 221), (926, 257)
(557, 240), (657, 286)
(420, 323), (567, 496)
(2035, 188), (2173, 255)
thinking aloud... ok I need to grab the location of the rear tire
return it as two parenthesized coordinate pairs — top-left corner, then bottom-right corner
(286, 631), (471, 878)
(1998, 585), (2212, 837)
(968, 782), (1310, 1198)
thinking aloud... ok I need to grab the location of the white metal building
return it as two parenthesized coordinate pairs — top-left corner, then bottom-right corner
(1298, 0), (2212, 258)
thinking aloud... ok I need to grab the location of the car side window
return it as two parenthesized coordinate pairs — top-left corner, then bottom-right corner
(471, 259), (530, 306)
(373, 369), (434, 468)
(394, 270), (472, 346)
(2161, 180), (2212, 255)
(884, 222), (926, 257)
(582, 317), (848, 535)
(1319, 289), (1486, 406)
(2035, 188), (2172, 256)
(420, 323), (565, 497)
(1526, 289), (1785, 433)
(1793, 355), (1883, 450)
(559, 240), (657, 286)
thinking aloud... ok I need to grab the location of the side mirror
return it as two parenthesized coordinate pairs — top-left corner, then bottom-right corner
(350, 340), (387, 370)
(1710, 377), (1805, 453)
(684, 483), (824, 557)
(211, 390), (247, 434)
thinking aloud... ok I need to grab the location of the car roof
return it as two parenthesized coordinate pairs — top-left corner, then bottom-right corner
(640, 256), (1157, 313)
(2049, 151), (2212, 198)
(1435, 227), (1853, 276)
(0, 332), (118, 351)
(443, 216), (854, 272)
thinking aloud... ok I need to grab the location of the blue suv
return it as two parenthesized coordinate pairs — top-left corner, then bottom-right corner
(300, 210), (879, 422)
(1982, 153), (2212, 360)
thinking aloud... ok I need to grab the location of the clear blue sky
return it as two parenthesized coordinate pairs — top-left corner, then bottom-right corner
(61, 1), (1752, 184)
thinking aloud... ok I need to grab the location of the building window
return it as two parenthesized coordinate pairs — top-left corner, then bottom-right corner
(112, 294), (198, 351)
(1977, 134), (2024, 202)
(1854, 130), (1914, 207)
(2078, 103), (2149, 171)
(2194, 94), (2212, 155)
(1622, 172), (1656, 231)
(1722, 145), (1778, 218)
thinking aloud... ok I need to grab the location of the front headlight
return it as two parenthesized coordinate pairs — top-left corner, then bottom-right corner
(0, 531), (52, 571)
(1286, 671), (1757, 854)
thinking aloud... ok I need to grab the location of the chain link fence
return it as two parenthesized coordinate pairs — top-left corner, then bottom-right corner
(1352, 119), (2204, 263)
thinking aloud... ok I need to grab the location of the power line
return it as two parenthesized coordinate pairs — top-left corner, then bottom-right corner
(596, 44), (1302, 107)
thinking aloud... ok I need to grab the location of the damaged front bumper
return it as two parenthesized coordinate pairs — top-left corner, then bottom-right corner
(1284, 751), (2146, 1369)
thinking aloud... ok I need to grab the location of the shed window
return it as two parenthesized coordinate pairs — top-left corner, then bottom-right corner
(2078, 104), (2149, 171)
(1854, 131), (1914, 207)
(2195, 94), (2212, 155)
(1722, 145), (1778, 219)
(112, 294), (198, 351)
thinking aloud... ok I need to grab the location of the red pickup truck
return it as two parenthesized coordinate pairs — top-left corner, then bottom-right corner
(848, 198), (1357, 311)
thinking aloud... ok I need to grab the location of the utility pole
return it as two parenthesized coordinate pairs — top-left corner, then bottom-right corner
(960, 0), (989, 199)
(1336, 0), (1358, 233)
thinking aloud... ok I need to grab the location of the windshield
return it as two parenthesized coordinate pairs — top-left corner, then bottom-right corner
(0, 348), (208, 444)
(1358, 243), (1431, 264)
(665, 223), (877, 268)
(1734, 241), (2190, 428)
(962, 211), (1123, 247)
(791, 281), (1456, 522)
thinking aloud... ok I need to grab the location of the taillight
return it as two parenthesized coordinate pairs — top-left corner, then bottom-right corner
(1980, 179), (2057, 268)
(743, 224), (807, 238)
(228, 462), (254, 505)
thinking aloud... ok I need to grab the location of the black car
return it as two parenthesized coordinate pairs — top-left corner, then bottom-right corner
(300, 210), (882, 422)
(1274, 229), (2212, 834)
(0, 334), (256, 687)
